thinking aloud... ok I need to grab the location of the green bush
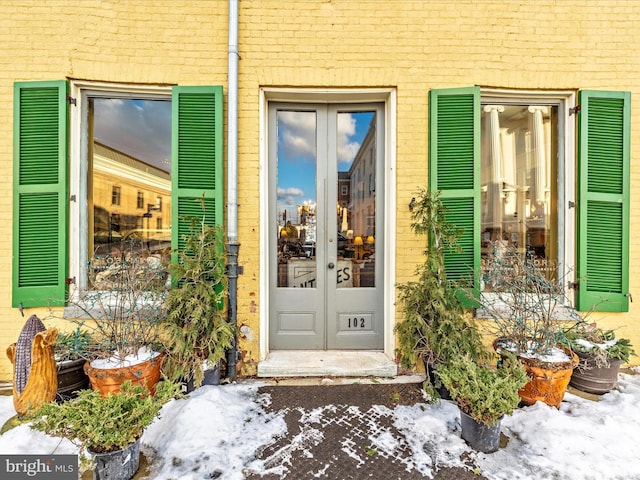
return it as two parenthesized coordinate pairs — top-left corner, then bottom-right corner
(30, 380), (181, 453)
(162, 212), (235, 388)
(395, 189), (487, 398)
(437, 354), (528, 426)
(562, 323), (636, 366)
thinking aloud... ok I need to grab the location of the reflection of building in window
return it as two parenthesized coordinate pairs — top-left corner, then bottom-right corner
(480, 103), (555, 264)
(338, 172), (350, 207)
(92, 141), (171, 257)
(111, 185), (121, 205)
(349, 114), (376, 238)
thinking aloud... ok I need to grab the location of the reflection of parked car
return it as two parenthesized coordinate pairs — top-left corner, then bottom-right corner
(302, 241), (315, 258)
(337, 232), (353, 258)
(93, 229), (171, 256)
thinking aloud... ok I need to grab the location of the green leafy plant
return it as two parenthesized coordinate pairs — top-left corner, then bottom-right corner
(53, 327), (95, 362)
(437, 354), (528, 426)
(395, 189), (487, 396)
(30, 380), (181, 453)
(162, 209), (235, 388)
(562, 322), (635, 367)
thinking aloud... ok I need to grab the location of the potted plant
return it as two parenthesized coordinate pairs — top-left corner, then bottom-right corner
(53, 327), (93, 400)
(438, 354), (529, 453)
(480, 242), (580, 407)
(436, 353), (528, 453)
(30, 380), (180, 480)
(395, 189), (487, 399)
(562, 323), (636, 394)
(162, 211), (235, 392)
(61, 240), (170, 396)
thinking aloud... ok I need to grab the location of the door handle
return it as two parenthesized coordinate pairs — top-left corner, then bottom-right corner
(327, 262), (335, 269)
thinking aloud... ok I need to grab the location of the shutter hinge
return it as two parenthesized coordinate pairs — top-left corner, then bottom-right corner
(568, 200), (575, 209)
(569, 105), (581, 115)
(69, 194), (76, 202)
(626, 292), (633, 303)
(569, 281), (579, 290)
(66, 276), (76, 285)
(67, 95), (76, 106)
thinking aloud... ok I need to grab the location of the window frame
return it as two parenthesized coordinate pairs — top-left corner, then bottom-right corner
(68, 81), (172, 292)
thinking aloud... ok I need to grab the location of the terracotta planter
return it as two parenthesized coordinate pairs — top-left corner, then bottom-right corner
(56, 358), (90, 401)
(84, 353), (165, 396)
(569, 351), (623, 395)
(494, 340), (578, 408)
(516, 348), (578, 408)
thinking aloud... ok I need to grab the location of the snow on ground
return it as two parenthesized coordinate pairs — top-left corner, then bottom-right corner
(1, 368), (639, 480)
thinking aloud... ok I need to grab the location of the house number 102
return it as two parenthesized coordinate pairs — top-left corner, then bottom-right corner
(347, 317), (365, 328)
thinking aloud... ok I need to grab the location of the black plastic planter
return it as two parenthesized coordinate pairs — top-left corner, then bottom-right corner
(459, 410), (501, 453)
(183, 363), (221, 394)
(91, 438), (140, 480)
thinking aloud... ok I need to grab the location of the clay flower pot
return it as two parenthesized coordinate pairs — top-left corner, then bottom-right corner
(516, 348), (579, 408)
(84, 353), (165, 396)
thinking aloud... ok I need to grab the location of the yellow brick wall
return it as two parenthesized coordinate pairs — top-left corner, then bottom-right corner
(2, 1), (640, 380)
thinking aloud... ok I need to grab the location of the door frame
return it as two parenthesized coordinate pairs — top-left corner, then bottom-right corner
(259, 87), (397, 363)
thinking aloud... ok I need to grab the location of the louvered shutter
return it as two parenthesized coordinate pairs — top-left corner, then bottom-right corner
(428, 87), (481, 305)
(171, 86), (224, 257)
(576, 90), (631, 312)
(13, 81), (69, 308)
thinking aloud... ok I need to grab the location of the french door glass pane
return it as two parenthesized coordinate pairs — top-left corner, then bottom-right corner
(337, 111), (376, 289)
(276, 110), (318, 288)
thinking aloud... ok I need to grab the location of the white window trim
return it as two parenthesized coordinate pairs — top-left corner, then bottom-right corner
(259, 87), (397, 361)
(480, 88), (577, 308)
(68, 81), (172, 294)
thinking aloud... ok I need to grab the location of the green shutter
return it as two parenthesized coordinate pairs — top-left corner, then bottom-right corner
(13, 81), (69, 308)
(171, 86), (224, 255)
(576, 90), (630, 312)
(428, 87), (480, 305)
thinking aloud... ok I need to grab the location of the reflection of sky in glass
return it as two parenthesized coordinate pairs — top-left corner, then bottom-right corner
(93, 98), (172, 172)
(277, 111), (374, 221)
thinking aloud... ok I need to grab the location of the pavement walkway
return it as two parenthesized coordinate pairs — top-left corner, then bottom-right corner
(243, 378), (487, 480)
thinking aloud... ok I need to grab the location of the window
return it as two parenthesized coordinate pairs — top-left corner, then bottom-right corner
(111, 185), (122, 206)
(429, 87), (630, 313)
(13, 81), (224, 308)
(137, 191), (144, 209)
(90, 97), (171, 283)
(480, 102), (558, 288)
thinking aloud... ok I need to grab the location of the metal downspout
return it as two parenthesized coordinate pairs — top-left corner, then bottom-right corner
(226, 0), (240, 381)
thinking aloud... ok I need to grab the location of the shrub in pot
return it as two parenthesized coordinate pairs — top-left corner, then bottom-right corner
(53, 327), (94, 400)
(436, 353), (528, 453)
(57, 240), (170, 396)
(395, 189), (487, 399)
(562, 323), (636, 394)
(479, 242), (580, 407)
(30, 380), (181, 480)
(162, 211), (235, 391)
